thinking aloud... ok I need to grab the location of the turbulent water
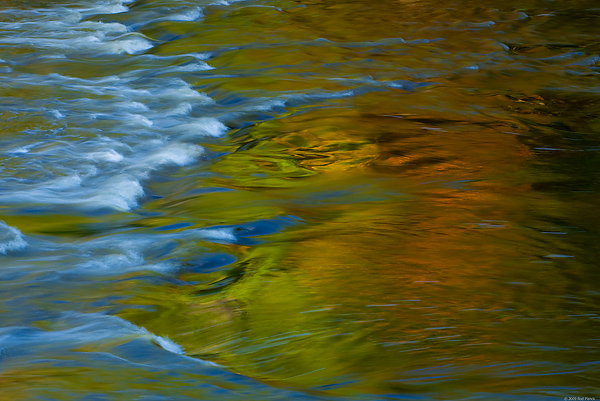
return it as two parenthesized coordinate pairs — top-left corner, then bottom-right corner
(0, 0), (599, 399)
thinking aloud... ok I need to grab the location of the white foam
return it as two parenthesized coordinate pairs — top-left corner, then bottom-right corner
(50, 174), (83, 190)
(123, 113), (153, 127)
(79, 21), (129, 35)
(56, 9), (83, 23)
(77, 0), (130, 16)
(0, 36), (90, 51)
(87, 175), (144, 210)
(0, 138), (204, 211)
(210, 0), (247, 5)
(197, 228), (237, 242)
(71, 233), (177, 270)
(0, 4), (225, 216)
(87, 149), (124, 163)
(168, 62), (214, 72)
(0, 313), (187, 357)
(152, 80), (213, 102)
(81, 142), (201, 210)
(51, 110), (65, 119)
(159, 7), (202, 22)
(80, 252), (144, 272)
(116, 101), (149, 112)
(8, 145), (33, 155)
(73, 239), (179, 275)
(105, 85), (152, 98)
(81, 164), (99, 177)
(191, 52), (211, 60)
(144, 52), (210, 61)
(101, 35), (154, 55)
(0, 22), (148, 56)
(0, 221), (27, 254)
(142, 142), (204, 167)
(248, 97), (286, 111)
(45, 72), (123, 85)
(166, 102), (193, 116)
(173, 118), (228, 137)
(78, 256), (178, 275)
(152, 334), (184, 354)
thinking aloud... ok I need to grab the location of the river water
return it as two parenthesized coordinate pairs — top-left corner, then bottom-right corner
(0, 0), (599, 399)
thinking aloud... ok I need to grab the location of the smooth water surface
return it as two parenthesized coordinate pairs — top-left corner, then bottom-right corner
(0, 0), (599, 399)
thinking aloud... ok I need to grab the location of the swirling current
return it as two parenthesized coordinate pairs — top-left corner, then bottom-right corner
(0, 0), (599, 400)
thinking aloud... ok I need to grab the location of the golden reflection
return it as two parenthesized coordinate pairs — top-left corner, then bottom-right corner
(117, 65), (600, 393)
(113, 0), (600, 396)
(120, 89), (594, 396)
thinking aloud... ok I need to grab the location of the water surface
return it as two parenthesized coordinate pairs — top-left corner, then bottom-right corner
(0, 0), (599, 399)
